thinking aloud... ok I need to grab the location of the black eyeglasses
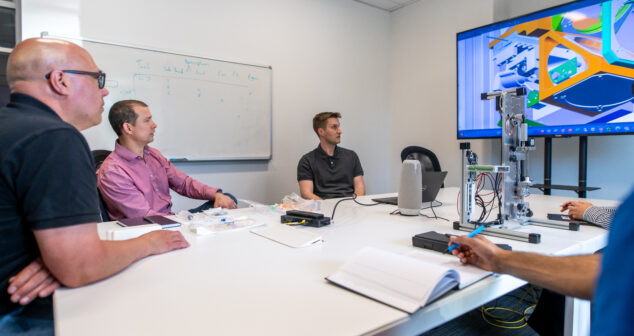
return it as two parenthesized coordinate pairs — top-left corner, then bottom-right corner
(45, 70), (106, 89)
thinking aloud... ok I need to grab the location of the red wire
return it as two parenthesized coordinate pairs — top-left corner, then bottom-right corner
(456, 190), (460, 216)
(458, 172), (504, 217)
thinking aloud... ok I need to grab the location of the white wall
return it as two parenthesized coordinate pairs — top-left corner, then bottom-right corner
(21, 0), (392, 208)
(493, 0), (570, 21)
(387, 0), (495, 190)
(21, 0), (630, 210)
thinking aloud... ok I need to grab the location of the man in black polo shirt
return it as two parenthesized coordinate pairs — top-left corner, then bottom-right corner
(0, 38), (189, 335)
(297, 112), (365, 199)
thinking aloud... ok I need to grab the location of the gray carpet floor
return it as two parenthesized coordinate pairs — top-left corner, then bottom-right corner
(422, 285), (541, 336)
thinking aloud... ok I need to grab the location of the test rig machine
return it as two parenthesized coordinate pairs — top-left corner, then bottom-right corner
(455, 87), (579, 243)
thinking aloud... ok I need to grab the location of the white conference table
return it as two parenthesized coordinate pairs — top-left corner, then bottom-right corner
(53, 188), (617, 335)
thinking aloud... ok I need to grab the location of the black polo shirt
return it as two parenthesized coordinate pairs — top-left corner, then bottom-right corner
(0, 93), (101, 315)
(297, 145), (363, 199)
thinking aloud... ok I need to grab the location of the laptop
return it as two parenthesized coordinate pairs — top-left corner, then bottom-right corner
(372, 171), (448, 207)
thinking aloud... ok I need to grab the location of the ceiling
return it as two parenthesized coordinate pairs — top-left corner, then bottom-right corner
(353, 0), (421, 12)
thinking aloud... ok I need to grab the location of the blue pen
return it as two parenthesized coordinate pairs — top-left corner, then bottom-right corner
(446, 224), (486, 253)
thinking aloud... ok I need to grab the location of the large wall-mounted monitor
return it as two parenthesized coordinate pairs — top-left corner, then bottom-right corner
(457, 0), (634, 139)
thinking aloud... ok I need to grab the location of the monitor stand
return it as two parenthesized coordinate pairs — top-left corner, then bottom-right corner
(532, 136), (599, 198)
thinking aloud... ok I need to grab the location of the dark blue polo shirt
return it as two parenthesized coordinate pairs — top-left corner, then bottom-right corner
(0, 93), (101, 315)
(297, 145), (363, 199)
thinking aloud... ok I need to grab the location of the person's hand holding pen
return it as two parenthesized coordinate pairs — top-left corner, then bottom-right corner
(448, 235), (508, 273)
(560, 201), (593, 220)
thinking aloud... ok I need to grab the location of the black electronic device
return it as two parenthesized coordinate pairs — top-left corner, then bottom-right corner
(547, 213), (571, 221)
(412, 231), (512, 253)
(281, 210), (331, 227)
(412, 231), (453, 253)
(547, 213), (588, 226)
(545, 214), (583, 231)
(117, 215), (181, 229)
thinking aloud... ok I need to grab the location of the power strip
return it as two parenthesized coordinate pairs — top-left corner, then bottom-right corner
(280, 210), (331, 227)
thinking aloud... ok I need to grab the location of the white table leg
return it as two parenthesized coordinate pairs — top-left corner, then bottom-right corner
(564, 296), (591, 336)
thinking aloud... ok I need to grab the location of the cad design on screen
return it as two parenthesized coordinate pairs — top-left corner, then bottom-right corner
(457, 0), (634, 138)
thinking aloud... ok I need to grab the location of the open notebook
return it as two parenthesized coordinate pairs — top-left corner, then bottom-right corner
(326, 247), (491, 314)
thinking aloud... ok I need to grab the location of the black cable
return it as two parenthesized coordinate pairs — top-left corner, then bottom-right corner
(475, 194), (487, 223)
(484, 172), (497, 192)
(473, 173), (499, 224)
(475, 174), (489, 223)
(477, 173), (487, 194)
(352, 197), (380, 207)
(420, 200), (450, 222)
(483, 196), (497, 223)
(330, 196), (355, 221)
(330, 194), (379, 221)
(483, 173), (498, 223)
(495, 173), (503, 221)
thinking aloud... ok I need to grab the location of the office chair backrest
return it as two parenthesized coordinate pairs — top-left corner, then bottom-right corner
(400, 146), (443, 188)
(92, 149), (111, 170)
(91, 150), (112, 222)
(400, 146), (441, 172)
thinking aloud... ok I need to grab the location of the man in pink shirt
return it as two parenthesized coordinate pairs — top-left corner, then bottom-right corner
(97, 100), (237, 220)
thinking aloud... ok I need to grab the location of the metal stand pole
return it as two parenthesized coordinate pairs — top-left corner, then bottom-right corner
(578, 136), (587, 198)
(544, 137), (552, 195)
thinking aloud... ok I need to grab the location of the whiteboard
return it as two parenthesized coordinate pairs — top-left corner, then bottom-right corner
(46, 34), (272, 161)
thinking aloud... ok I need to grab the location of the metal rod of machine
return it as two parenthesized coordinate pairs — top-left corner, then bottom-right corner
(459, 142), (470, 225)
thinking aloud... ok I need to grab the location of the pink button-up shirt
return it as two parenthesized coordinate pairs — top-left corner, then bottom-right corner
(97, 142), (220, 220)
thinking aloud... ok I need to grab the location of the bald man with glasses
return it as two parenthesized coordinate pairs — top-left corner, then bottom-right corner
(0, 38), (189, 335)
